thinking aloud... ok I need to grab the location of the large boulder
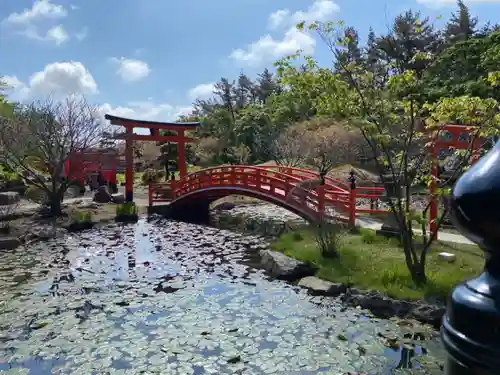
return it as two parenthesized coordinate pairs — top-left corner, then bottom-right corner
(298, 276), (346, 296)
(93, 186), (111, 203)
(0, 192), (20, 206)
(0, 237), (21, 250)
(259, 250), (316, 281)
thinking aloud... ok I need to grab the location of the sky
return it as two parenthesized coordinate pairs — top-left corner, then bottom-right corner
(1, 0), (499, 123)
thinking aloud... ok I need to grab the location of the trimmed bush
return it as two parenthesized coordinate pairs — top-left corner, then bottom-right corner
(68, 210), (94, 231)
(115, 202), (139, 222)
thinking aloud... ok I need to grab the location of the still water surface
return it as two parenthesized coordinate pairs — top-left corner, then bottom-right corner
(0, 219), (445, 374)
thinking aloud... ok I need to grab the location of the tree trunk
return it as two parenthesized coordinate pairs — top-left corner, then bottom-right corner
(410, 262), (427, 286)
(49, 192), (63, 216)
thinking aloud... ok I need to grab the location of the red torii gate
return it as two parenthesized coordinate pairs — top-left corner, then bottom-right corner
(429, 124), (485, 236)
(104, 114), (200, 202)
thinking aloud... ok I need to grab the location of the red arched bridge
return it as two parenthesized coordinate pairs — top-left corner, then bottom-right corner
(148, 165), (388, 224)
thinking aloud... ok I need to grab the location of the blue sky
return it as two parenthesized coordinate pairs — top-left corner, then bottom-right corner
(1, 0), (499, 122)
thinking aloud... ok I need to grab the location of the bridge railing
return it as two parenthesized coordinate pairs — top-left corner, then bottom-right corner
(148, 166), (391, 224)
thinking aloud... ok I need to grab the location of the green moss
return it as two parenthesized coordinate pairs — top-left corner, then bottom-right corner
(271, 229), (484, 300)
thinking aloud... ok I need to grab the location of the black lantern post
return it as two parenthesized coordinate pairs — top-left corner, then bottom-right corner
(442, 141), (500, 374)
(348, 169), (356, 190)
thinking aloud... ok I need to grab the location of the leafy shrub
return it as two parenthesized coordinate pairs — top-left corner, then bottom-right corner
(360, 228), (377, 244)
(314, 221), (344, 258)
(141, 169), (165, 185)
(71, 210), (92, 224)
(292, 232), (304, 241)
(116, 202), (138, 218)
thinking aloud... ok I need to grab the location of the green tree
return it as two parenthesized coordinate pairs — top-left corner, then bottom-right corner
(282, 20), (500, 284)
(444, 0), (478, 44)
(424, 31), (500, 102)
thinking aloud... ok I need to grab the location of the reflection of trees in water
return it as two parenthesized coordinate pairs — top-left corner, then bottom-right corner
(396, 346), (416, 369)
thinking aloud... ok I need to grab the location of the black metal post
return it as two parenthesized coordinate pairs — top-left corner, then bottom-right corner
(348, 169), (356, 190)
(443, 141), (500, 374)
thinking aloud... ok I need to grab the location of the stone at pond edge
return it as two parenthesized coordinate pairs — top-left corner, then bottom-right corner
(29, 226), (67, 240)
(342, 289), (445, 329)
(259, 250), (317, 281)
(298, 276), (346, 296)
(115, 214), (139, 223)
(67, 221), (94, 232)
(0, 192), (20, 205)
(93, 186), (111, 203)
(111, 193), (125, 204)
(213, 202), (236, 211)
(0, 237), (21, 250)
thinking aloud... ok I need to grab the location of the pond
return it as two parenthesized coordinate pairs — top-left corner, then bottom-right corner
(0, 218), (445, 374)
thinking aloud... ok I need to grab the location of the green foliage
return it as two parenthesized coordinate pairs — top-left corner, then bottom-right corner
(424, 31), (500, 102)
(314, 222), (344, 258)
(141, 168), (165, 185)
(71, 210), (92, 224)
(116, 202), (138, 218)
(360, 228), (377, 244)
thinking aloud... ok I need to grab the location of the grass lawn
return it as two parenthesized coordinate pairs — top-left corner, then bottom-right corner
(271, 228), (484, 301)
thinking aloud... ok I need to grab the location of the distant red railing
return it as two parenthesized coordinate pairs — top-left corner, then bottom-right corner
(149, 165), (390, 224)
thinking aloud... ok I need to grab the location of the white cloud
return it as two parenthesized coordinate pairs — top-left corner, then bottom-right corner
(4, 0), (67, 25)
(268, 0), (339, 30)
(188, 83), (215, 100)
(110, 57), (151, 83)
(417, 0), (500, 6)
(2, 1), (83, 46)
(100, 101), (193, 124)
(231, 0), (338, 66)
(46, 25), (69, 44)
(5, 61), (98, 101)
(75, 27), (88, 41)
(230, 28), (316, 66)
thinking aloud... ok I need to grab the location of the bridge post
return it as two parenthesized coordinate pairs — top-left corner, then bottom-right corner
(125, 126), (134, 202)
(348, 170), (357, 226)
(148, 183), (153, 207)
(318, 185), (325, 217)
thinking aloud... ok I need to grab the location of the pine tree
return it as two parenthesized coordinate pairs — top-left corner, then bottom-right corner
(256, 69), (279, 104)
(444, 0), (478, 43)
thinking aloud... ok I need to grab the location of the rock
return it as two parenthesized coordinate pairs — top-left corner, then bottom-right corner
(342, 289), (445, 329)
(259, 250), (316, 281)
(30, 225), (67, 240)
(438, 252), (456, 263)
(0, 237), (21, 250)
(77, 201), (98, 209)
(111, 193), (125, 204)
(298, 276), (346, 296)
(93, 186), (111, 203)
(213, 202), (236, 211)
(0, 192), (20, 206)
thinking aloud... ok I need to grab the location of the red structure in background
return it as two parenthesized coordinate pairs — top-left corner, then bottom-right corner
(64, 148), (119, 192)
(429, 124), (485, 237)
(105, 114), (201, 202)
(149, 165), (388, 225)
